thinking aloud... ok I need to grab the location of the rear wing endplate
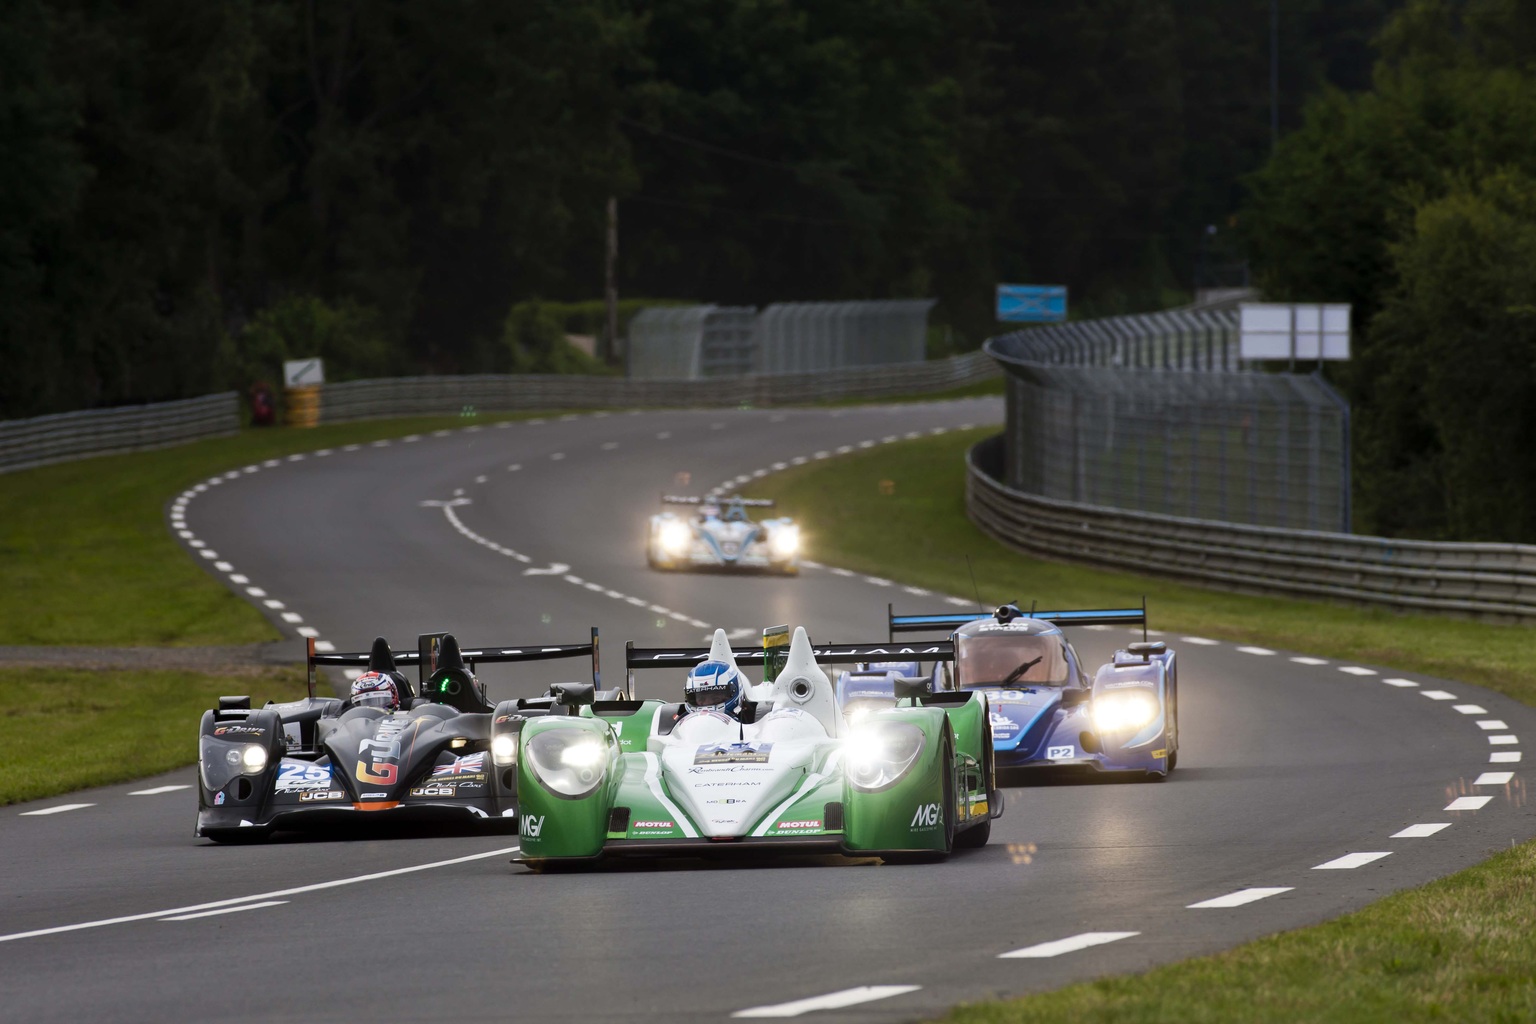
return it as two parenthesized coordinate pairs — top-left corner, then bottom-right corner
(305, 627), (601, 698)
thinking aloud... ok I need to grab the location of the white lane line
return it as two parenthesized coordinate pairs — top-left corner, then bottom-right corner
(1236, 646), (1274, 656)
(1290, 656), (1327, 665)
(0, 845), (521, 943)
(19, 803), (95, 816)
(296, 627), (319, 638)
(280, 612), (303, 623)
(1339, 666), (1377, 676)
(228, 574), (249, 585)
(245, 587), (266, 597)
(475, 475), (487, 484)
(732, 986), (922, 1019)
(601, 442), (619, 450)
(1491, 752), (1522, 763)
(1313, 852), (1391, 870)
(1446, 796), (1493, 811)
(1383, 678), (1418, 688)
(1489, 735), (1519, 745)
(164, 901), (289, 922)
(1187, 887), (1292, 909)
(999, 931), (1139, 959)
(214, 561), (233, 572)
(1454, 705), (1489, 715)
(1421, 690), (1457, 700)
(944, 597), (972, 607)
(1474, 772), (1514, 786)
(313, 640), (336, 653)
(508, 464), (521, 472)
(550, 452), (565, 461)
(829, 567), (854, 577)
(1476, 720), (1509, 730)
(864, 577), (893, 587)
(129, 785), (190, 796)
(263, 599), (285, 609)
(1391, 823), (1450, 838)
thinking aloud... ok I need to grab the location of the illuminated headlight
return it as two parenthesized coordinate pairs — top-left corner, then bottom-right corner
(526, 729), (609, 799)
(769, 525), (800, 557)
(491, 733), (517, 766)
(659, 520), (691, 555)
(844, 722), (925, 792)
(1092, 693), (1158, 733)
(241, 744), (267, 772)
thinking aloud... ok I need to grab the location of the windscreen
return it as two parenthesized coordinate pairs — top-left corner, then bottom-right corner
(957, 635), (1069, 687)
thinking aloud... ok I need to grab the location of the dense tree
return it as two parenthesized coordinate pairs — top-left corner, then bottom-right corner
(2, 0), (1401, 419)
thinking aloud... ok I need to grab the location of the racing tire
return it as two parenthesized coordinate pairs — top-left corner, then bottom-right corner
(1167, 749), (1178, 772)
(200, 827), (271, 845)
(940, 731), (956, 854)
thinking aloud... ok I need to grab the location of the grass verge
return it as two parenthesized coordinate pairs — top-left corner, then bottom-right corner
(752, 428), (1536, 1021)
(942, 838), (1536, 1022)
(0, 411), (565, 646)
(754, 428), (1536, 706)
(0, 667), (307, 806)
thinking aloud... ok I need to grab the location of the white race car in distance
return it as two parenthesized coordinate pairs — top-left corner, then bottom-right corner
(646, 495), (800, 574)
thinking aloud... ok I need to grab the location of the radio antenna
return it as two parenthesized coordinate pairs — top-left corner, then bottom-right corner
(965, 555), (984, 615)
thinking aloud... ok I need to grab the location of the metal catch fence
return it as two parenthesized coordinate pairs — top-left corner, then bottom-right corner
(628, 300), (935, 380)
(987, 309), (1351, 533)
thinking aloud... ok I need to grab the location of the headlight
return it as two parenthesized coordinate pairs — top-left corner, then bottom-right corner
(770, 525), (800, 557)
(1092, 693), (1158, 733)
(491, 733), (517, 766)
(659, 520), (691, 555)
(526, 729), (609, 799)
(844, 722), (925, 792)
(240, 744), (267, 772)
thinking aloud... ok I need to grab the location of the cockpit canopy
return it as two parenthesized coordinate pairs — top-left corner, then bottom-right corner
(957, 633), (1071, 687)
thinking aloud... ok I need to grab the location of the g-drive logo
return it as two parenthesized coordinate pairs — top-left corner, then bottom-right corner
(520, 814), (545, 838)
(911, 803), (943, 829)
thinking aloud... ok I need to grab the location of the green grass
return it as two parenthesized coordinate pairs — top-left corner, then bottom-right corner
(0, 411), (566, 646)
(942, 838), (1536, 1022)
(754, 428), (1536, 705)
(0, 667), (307, 806)
(751, 428), (1536, 1022)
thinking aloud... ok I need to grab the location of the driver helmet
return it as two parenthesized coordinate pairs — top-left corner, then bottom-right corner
(684, 660), (743, 716)
(350, 671), (401, 710)
(723, 501), (748, 522)
(699, 502), (721, 520)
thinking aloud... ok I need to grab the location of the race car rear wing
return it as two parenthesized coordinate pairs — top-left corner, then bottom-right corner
(623, 639), (953, 699)
(661, 494), (775, 507)
(305, 627), (601, 699)
(888, 602), (1147, 641)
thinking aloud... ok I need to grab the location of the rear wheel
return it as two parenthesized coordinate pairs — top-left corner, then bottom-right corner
(955, 816), (990, 848)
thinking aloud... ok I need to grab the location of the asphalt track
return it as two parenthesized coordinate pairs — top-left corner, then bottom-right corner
(3, 399), (1534, 1023)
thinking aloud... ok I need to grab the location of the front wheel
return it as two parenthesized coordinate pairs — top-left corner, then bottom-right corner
(954, 817), (990, 849)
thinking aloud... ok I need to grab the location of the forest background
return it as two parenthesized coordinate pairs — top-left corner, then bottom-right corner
(4, 0), (1533, 542)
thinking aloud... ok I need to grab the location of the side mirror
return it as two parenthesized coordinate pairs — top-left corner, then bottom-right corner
(552, 683), (596, 714)
(218, 696), (251, 710)
(893, 677), (930, 703)
(1127, 641), (1167, 660)
(1060, 688), (1092, 708)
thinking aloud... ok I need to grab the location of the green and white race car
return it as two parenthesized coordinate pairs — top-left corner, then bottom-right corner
(509, 625), (999, 867)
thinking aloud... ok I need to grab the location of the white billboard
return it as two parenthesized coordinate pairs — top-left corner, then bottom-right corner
(1239, 303), (1350, 361)
(282, 358), (325, 387)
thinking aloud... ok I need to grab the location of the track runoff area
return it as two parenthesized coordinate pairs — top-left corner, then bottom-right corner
(3, 398), (1532, 1023)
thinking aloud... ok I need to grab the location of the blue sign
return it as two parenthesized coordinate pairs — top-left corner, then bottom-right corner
(996, 284), (1067, 323)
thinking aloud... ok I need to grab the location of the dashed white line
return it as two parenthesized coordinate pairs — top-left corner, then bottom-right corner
(1446, 796), (1493, 811)
(280, 612), (303, 624)
(1421, 690), (1457, 700)
(1339, 666), (1378, 676)
(1474, 772), (1514, 786)
(1236, 646), (1275, 656)
(263, 599), (285, 610)
(1187, 887), (1292, 909)
(1391, 823), (1450, 838)
(998, 932), (1139, 959)
(829, 568), (854, 578)
(732, 986), (922, 1019)
(1290, 656), (1327, 665)
(129, 785), (190, 796)
(550, 452), (565, 461)
(944, 597), (972, 607)
(1476, 720), (1509, 730)
(601, 442), (619, 450)
(1313, 852), (1391, 870)
(296, 627), (319, 639)
(19, 804), (94, 816)
(229, 574), (248, 585)
(1383, 678), (1419, 688)
(313, 641), (336, 653)
(1490, 752), (1522, 763)
(1453, 705), (1489, 715)
(1488, 735), (1518, 745)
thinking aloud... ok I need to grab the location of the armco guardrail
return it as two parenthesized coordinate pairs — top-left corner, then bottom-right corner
(966, 435), (1536, 623)
(0, 393), (240, 474)
(318, 350), (996, 423)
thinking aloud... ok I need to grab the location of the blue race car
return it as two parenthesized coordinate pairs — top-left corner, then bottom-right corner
(870, 603), (1179, 782)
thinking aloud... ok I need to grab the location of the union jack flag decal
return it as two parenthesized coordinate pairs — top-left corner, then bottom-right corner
(431, 752), (486, 777)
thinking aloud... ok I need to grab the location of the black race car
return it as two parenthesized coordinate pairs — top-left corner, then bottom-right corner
(195, 629), (616, 843)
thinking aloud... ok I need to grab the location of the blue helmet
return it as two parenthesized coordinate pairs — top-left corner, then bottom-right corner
(685, 660), (743, 716)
